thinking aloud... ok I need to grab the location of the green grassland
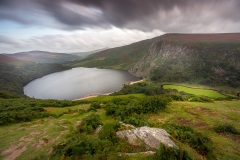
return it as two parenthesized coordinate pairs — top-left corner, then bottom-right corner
(0, 95), (239, 159)
(163, 84), (226, 98)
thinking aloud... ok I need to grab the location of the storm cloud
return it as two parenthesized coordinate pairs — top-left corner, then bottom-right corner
(0, 0), (240, 32)
(0, 0), (240, 53)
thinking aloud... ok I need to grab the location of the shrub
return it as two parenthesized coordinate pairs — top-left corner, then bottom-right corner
(188, 96), (213, 102)
(98, 122), (120, 142)
(78, 113), (102, 133)
(141, 96), (168, 113)
(214, 124), (239, 134)
(123, 115), (150, 127)
(156, 144), (192, 160)
(105, 103), (118, 116)
(51, 135), (113, 159)
(164, 123), (214, 157)
(88, 102), (101, 111)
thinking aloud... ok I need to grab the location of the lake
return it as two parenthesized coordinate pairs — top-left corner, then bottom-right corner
(24, 67), (140, 100)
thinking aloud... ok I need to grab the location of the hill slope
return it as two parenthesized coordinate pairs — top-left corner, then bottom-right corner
(70, 48), (108, 59)
(0, 54), (68, 95)
(68, 37), (162, 70)
(72, 33), (240, 87)
(129, 33), (240, 87)
(9, 50), (81, 63)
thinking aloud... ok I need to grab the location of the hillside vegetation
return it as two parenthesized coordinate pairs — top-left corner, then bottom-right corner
(68, 36), (162, 70)
(0, 54), (68, 95)
(0, 83), (239, 160)
(8, 51), (81, 63)
(71, 33), (240, 87)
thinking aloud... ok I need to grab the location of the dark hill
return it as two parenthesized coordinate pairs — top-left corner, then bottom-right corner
(0, 54), (28, 65)
(9, 50), (81, 63)
(0, 54), (68, 95)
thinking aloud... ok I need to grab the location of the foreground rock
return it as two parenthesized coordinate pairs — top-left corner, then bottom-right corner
(116, 126), (177, 149)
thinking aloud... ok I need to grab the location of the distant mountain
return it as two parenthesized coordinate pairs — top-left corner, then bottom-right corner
(70, 48), (108, 59)
(0, 54), (29, 65)
(8, 50), (81, 63)
(0, 54), (68, 95)
(71, 33), (240, 87)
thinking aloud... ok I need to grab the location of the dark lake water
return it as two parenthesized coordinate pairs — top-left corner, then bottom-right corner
(24, 67), (140, 100)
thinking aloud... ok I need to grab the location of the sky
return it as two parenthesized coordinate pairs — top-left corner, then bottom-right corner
(0, 0), (240, 53)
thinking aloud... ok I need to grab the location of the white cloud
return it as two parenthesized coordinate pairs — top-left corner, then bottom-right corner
(1, 27), (164, 53)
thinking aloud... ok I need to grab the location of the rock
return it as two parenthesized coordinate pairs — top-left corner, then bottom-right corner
(95, 125), (103, 134)
(116, 126), (177, 149)
(118, 151), (156, 157)
(119, 121), (136, 130)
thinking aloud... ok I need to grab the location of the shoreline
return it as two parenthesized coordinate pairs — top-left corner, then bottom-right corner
(73, 79), (144, 101)
(73, 92), (113, 101)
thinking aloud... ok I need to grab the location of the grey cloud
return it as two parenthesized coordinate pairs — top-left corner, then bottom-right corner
(0, 35), (20, 46)
(0, 0), (240, 32)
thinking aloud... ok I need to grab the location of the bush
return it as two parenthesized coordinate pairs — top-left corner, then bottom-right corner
(51, 135), (114, 159)
(214, 124), (239, 134)
(105, 96), (169, 126)
(78, 113), (102, 133)
(123, 115), (150, 127)
(98, 122), (120, 142)
(164, 123), (214, 158)
(156, 144), (192, 160)
(105, 103), (118, 116)
(188, 96), (213, 102)
(88, 102), (101, 111)
(141, 96), (168, 113)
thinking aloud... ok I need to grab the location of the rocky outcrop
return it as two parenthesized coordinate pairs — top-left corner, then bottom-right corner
(129, 34), (240, 86)
(116, 126), (177, 149)
(129, 41), (195, 78)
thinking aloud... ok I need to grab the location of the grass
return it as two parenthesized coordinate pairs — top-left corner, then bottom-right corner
(163, 84), (226, 98)
(87, 93), (145, 102)
(0, 104), (91, 160)
(148, 100), (240, 160)
(0, 97), (239, 159)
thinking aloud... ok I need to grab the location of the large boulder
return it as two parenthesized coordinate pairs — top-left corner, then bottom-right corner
(116, 126), (177, 149)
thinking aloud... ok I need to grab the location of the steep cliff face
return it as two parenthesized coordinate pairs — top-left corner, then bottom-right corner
(129, 34), (240, 87)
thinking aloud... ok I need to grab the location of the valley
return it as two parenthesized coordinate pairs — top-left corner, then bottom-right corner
(0, 33), (239, 160)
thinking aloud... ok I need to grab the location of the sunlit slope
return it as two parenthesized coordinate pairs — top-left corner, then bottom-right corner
(68, 36), (162, 70)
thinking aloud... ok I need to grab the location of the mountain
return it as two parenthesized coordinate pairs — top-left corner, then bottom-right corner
(0, 54), (68, 95)
(68, 37), (162, 70)
(8, 50), (81, 63)
(0, 54), (28, 65)
(70, 48), (108, 59)
(71, 33), (240, 87)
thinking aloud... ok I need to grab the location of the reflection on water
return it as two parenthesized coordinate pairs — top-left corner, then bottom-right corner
(24, 67), (140, 100)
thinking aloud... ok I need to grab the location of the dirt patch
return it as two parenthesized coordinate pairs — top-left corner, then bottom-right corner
(3, 146), (27, 160)
(0, 145), (19, 155)
(19, 136), (34, 142)
(177, 118), (194, 126)
(33, 139), (47, 149)
(197, 106), (210, 112)
(220, 133), (240, 143)
(0, 141), (28, 160)
(177, 118), (208, 128)
(187, 106), (225, 119)
(30, 131), (42, 135)
(48, 136), (59, 144)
